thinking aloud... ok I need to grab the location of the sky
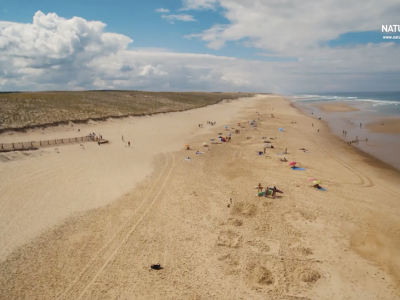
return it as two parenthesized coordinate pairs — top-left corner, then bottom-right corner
(0, 0), (400, 93)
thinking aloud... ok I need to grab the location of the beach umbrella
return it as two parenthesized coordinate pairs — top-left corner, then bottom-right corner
(184, 144), (189, 147)
(308, 178), (317, 181)
(313, 180), (322, 185)
(279, 128), (284, 132)
(289, 162), (297, 166)
(203, 142), (208, 146)
(224, 125), (227, 128)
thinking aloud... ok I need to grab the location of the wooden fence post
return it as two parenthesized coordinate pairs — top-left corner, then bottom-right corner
(1, 144), (3, 150)
(55, 140), (57, 144)
(48, 140), (50, 145)
(40, 141), (42, 146)
(12, 143), (14, 149)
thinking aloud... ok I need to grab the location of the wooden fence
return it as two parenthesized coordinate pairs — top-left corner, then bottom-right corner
(0, 136), (94, 151)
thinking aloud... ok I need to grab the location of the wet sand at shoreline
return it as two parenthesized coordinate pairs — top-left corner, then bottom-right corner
(0, 95), (400, 299)
(311, 102), (360, 113)
(295, 100), (400, 170)
(366, 118), (400, 134)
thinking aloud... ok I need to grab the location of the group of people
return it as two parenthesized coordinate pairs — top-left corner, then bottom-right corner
(257, 183), (278, 199)
(207, 121), (217, 126)
(88, 132), (103, 141)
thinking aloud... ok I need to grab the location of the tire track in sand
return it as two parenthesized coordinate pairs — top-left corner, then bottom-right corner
(57, 151), (173, 300)
(304, 133), (374, 188)
(304, 133), (400, 199)
(66, 151), (176, 300)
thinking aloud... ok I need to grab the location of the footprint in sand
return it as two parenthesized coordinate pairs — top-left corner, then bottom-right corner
(217, 230), (242, 248)
(231, 202), (257, 218)
(245, 240), (271, 253)
(226, 218), (243, 227)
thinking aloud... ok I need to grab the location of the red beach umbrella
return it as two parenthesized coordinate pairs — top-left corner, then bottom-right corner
(289, 162), (297, 166)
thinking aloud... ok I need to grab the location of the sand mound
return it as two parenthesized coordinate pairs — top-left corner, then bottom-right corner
(250, 265), (274, 286)
(299, 269), (321, 283)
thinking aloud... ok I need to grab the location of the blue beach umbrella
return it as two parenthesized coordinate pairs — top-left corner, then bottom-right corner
(279, 128), (284, 132)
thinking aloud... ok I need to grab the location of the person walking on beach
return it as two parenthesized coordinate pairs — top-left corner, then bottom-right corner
(360, 123), (362, 129)
(128, 141), (131, 147)
(318, 129), (320, 133)
(122, 135), (124, 141)
(312, 123), (314, 127)
(366, 138), (368, 143)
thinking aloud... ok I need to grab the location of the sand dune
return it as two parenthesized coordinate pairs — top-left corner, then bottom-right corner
(0, 95), (399, 299)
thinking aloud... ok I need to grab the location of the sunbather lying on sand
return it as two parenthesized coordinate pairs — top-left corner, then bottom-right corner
(280, 157), (288, 162)
(196, 151), (204, 154)
(247, 136), (252, 139)
(299, 148), (307, 151)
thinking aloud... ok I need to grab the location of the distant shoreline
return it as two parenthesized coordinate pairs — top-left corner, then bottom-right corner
(288, 97), (400, 172)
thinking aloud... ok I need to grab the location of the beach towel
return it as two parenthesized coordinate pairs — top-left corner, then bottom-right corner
(185, 158), (191, 161)
(317, 187), (327, 191)
(256, 190), (272, 196)
(277, 153), (283, 155)
(196, 152), (204, 154)
(292, 167), (306, 171)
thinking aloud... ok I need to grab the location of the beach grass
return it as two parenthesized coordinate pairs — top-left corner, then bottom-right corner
(0, 91), (255, 131)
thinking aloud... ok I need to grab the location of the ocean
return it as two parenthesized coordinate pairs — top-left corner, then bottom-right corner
(287, 91), (400, 170)
(290, 91), (400, 116)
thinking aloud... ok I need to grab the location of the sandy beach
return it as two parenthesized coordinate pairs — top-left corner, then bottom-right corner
(1, 94), (400, 299)
(311, 102), (360, 113)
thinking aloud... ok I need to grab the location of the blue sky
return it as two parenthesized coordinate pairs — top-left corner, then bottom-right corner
(2, 0), (397, 61)
(0, 0), (399, 92)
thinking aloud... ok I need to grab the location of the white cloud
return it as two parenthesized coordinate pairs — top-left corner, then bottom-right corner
(186, 0), (400, 54)
(139, 65), (168, 76)
(180, 0), (218, 11)
(161, 14), (196, 22)
(0, 10), (399, 93)
(155, 8), (170, 13)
